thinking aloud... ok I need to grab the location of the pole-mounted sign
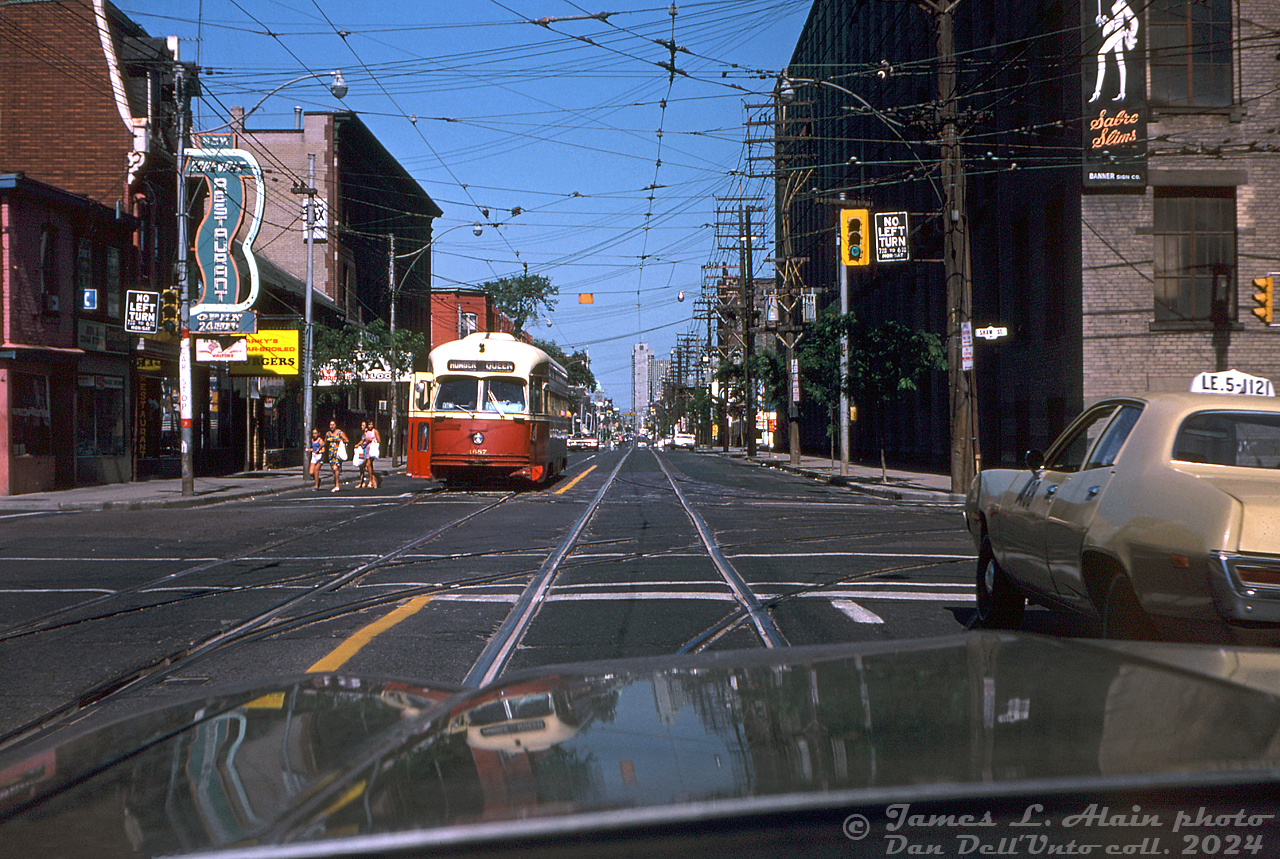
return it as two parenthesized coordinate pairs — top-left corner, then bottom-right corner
(184, 133), (263, 333)
(873, 211), (910, 263)
(125, 290), (159, 335)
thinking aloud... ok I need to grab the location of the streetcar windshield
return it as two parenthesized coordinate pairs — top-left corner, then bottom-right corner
(433, 377), (526, 413)
(434, 377), (479, 412)
(483, 378), (526, 413)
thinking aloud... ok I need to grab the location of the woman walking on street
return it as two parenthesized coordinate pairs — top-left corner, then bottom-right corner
(308, 428), (324, 489)
(364, 421), (382, 489)
(354, 420), (370, 488)
(325, 419), (350, 492)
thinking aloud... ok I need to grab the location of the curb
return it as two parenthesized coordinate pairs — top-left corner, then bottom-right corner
(730, 454), (966, 505)
(0, 477), (308, 514)
(56, 482), (305, 512)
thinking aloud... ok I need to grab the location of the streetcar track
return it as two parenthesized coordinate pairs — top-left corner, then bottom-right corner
(460, 448), (797, 687)
(653, 452), (788, 648)
(0, 486), (536, 643)
(2, 449), (972, 753)
(0, 490), (524, 751)
(675, 559), (961, 654)
(462, 450), (634, 688)
(0, 489), (444, 641)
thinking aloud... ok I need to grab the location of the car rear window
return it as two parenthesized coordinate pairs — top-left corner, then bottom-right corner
(1173, 411), (1280, 468)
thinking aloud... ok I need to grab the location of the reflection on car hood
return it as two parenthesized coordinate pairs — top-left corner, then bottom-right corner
(3, 633), (1280, 857)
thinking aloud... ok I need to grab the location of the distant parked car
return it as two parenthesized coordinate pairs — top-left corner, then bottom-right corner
(567, 434), (599, 451)
(965, 392), (1280, 644)
(671, 432), (695, 449)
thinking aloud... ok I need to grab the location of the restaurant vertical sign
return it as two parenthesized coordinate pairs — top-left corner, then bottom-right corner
(1082, 0), (1146, 189)
(184, 133), (264, 332)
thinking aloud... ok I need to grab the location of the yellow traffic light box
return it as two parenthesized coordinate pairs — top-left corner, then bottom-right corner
(160, 287), (180, 333)
(839, 208), (870, 267)
(1251, 275), (1274, 325)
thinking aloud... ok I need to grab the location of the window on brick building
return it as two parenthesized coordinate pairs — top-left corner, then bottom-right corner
(1149, 0), (1232, 108)
(75, 236), (96, 314)
(106, 247), (121, 319)
(1153, 187), (1236, 324)
(39, 225), (58, 300)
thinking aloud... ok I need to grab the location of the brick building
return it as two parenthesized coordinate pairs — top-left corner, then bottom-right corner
(430, 287), (522, 348)
(782, 0), (1280, 470)
(0, 174), (137, 493)
(0, 0), (191, 490)
(223, 109), (442, 449)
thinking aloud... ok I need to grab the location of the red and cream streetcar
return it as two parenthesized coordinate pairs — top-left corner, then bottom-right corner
(406, 332), (570, 486)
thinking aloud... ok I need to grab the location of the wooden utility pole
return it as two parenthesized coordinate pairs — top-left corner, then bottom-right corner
(921, 0), (979, 492)
(739, 206), (757, 458)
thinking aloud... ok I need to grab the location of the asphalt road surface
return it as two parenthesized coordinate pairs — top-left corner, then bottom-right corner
(0, 447), (1096, 748)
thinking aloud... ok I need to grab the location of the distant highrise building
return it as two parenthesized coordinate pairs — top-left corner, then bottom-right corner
(652, 358), (670, 406)
(631, 343), (653, 427)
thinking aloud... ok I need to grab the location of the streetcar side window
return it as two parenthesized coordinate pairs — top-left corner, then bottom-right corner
(483, 378), (526, 413)
(435, 378), (478, 411)
(529, 380), (545, 415)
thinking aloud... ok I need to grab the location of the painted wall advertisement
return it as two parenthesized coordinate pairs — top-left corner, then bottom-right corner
(1082, 0), (1147, 189)
(184, 133), (263, 332)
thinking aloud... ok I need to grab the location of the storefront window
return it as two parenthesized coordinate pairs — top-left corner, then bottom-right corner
(77, 375), (125, 457)
(11, 373), (52, 456)
(138, 374), (180, 459)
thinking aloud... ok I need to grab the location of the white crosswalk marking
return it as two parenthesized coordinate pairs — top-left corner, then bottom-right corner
(831, 599), (885, 624)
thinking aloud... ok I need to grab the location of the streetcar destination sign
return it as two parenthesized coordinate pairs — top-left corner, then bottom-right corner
(447, 360), (516, 373)
(873, 211), (910, 263)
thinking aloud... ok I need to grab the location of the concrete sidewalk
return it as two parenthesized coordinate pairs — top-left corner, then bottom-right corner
(714, 446), (964, 503)
(0, 469), (312, 513)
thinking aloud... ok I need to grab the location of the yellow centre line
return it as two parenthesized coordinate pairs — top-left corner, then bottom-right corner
(554, 463), (596, 495)
(306, 594), (434, 673)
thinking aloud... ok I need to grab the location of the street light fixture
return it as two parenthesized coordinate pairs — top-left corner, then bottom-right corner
(204, 70), (348, 132)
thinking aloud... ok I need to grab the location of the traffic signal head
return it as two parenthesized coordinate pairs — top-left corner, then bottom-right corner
(160, 287), (180, 333)
(1251, 275), (1274, 325)
(840, 208), (870, 267)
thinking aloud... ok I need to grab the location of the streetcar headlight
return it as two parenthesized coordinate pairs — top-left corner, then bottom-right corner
(471, 432), (485, 445)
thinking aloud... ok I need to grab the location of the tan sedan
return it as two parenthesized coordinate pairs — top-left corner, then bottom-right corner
(965, 392), (1280, 643)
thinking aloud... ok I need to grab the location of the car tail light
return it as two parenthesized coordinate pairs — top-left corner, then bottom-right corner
(1235, 565), (1280, 588)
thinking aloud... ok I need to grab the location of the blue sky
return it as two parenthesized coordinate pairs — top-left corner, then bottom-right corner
(123, 1), (813, 401)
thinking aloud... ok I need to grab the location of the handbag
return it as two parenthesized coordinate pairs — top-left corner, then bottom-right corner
(337, 441), (348, 461)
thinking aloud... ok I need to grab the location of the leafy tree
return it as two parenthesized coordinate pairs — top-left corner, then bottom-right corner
(312, 319), (426, 404)
(481, 272), (558, 332)
(797, 309), (945, 407)
(532, 338), (596, 392)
